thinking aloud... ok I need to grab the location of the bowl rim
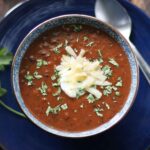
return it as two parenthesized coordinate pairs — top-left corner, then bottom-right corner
(11, 14), (139, 138)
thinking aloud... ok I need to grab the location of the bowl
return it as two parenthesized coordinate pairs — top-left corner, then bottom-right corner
(12, 14), (139, 138)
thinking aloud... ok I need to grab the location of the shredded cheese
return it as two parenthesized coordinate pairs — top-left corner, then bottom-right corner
(56, 46), (111, 99)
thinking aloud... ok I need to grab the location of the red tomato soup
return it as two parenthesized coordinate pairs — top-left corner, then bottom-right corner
(19, 25), (131, 132)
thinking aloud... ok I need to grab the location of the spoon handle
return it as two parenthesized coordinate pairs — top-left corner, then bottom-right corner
(129, 41), (150, 85)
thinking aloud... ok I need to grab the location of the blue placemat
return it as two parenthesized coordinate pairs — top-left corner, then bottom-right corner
(0, 0), (150, 150)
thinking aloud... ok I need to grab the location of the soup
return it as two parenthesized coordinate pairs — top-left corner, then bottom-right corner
(19, 24), (131, 132)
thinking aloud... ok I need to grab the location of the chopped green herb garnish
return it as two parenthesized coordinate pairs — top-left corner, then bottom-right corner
(34, 71), (42, 79)
(54, 69), (59, 77)
(102, 65), (112, 78)
(52, 82), (60, 87)
(36, 59), (48, 69)
(53, 43), (63, 54)
(24, 71), (34, 86)
(115, 77), (123, 87)
(72, 25), (82, 32)
(83, 36), (88, 41)
(112, 86), (118, 91)
(94, 108), (103, 117)
(109, 58), (119, 67)
(46, 105), (61, 115)
(76, 88), (85, 99)
(115, 91), (120, 96)
(51, 75), (56, 81)
(86, 41), (94, 47)
(38, 82), (48, 96)
(87, 94), (95, 103)
(60, 103), (68, 110)
(103, 85), (112, 96)
(52, 88), (61, 97)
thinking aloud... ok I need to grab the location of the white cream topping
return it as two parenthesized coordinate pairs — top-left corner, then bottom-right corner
(56, 46), (111, 99)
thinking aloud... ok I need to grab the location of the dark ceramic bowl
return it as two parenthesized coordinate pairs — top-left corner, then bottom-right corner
(12, 14), (139, 138)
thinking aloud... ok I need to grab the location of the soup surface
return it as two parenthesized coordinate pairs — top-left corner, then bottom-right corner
(19, 24), (131, 132)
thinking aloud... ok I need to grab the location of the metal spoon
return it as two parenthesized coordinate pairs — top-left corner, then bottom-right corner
(95, 0), (150, 84)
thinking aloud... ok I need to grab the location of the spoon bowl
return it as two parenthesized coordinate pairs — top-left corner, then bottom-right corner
(95, 0), (132, 39)
(95, 0), (150, 84)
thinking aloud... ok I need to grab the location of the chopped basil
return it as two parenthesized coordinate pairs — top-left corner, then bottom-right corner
(60, 103), (68, 110)
(117, 77), (122, 81)
(46, 103), (68, 116)
(115, 81), (122, 87)
(38, 82), (48, 96)
(86, 41), (94, 47)
(115, 91), (120, 96)
(83, 36), (88, 41)
(87, 94), (95, 103)
(51, 75), (56, 81)
(109, 58), (119, 67)
(52, 87), (61, 97)
(53, 43), (63, 54)
(72, 25), (82, 32)
(76, 88), (85, 99)
(98, 58), (103, 64)
(102, 65), (112, 78)
(34, 71), (42, 79)
(94, 108), (103, 117)
(36, 59), (48, 69)
(24, 71), (34, 86)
